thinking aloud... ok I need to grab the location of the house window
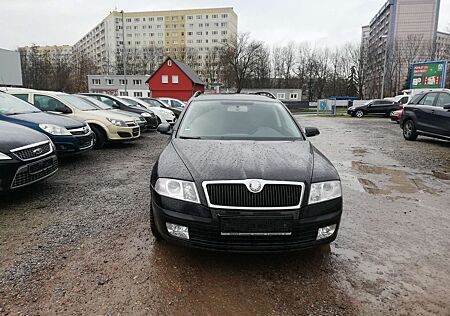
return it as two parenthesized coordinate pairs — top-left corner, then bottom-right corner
(119, 79), (128, 85)
(290, 93), (298, 100)
(277, 93), (285, 100)
(92, 79), (100, 85)
(162, 75), (169, 84)
(133, 79), (142, 85)
(172, 75), (179, 84)
(133, 92), (143, 97)
(106, 79), (114, 85)
(119, 91), (128, 96)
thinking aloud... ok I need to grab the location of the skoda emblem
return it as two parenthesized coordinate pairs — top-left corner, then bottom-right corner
(248, 180), (262, 193)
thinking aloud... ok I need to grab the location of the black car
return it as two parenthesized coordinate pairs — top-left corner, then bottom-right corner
(0, 92), (93, 154)
(0, 121), (58, 192)
(140, 97), (183, 118)
(81, 93), (158, 129)
(347, 99), (401, 118)
(150, 94), (342, 252)
(400, 90), (450, 141)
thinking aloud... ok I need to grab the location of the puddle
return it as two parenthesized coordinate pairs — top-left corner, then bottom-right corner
(352, 162), (426, 195)
(432, 170), (450, 181)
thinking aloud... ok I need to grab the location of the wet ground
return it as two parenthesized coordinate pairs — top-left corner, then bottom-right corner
(1, 117), (449, 315)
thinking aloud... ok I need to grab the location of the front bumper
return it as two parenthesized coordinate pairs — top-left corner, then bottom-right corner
(151, 193), (342, 252)
(51, 132), (94, 154)
(107, 124), (140, 141)
(144, 116), (158, 130)
(0, 154), (58, 191)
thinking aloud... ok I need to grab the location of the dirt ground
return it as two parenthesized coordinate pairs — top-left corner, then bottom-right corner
(1, 116), (449, 315)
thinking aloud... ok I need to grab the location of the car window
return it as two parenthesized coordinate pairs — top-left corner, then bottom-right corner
(418, 93), (438, 106)
(178, 100), (303, 140)
(0, 92), (40, 115)
(146, 99), (164, 107)
(435, 93), (450, 107)
(120, 98), (139, 106)
(99, 96), (116, 107)
(79, 95), (112, 110)
(171, 100), (183, 108)
(400, 96), (409, 104)
(13, 94), (29, 102)
(34, 94), (71, 113)
(59, 94), (98, 111)
(409, 94), (424, 104)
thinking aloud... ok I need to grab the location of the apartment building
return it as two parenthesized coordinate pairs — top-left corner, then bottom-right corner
(361, 0), (447, 97)
(18, 45), (73, 60)
(73, 8), (238, 77)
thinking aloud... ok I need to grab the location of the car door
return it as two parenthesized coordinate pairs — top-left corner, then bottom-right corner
(369, 101), (384, 114)
(415, 92), (439, 133)
(432, 92), (450, 137)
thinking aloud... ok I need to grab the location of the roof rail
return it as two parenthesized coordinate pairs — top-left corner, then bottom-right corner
(192, 90), (203, 98)
(252, 91), (276, 99)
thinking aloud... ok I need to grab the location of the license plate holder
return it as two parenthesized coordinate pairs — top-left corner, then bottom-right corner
(220, 217), (293, 236)
(28, 157), (54, 175)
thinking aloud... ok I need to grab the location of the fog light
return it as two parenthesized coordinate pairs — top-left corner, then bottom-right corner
(317, 224), (337, 240)
(166, 223), (189, 240)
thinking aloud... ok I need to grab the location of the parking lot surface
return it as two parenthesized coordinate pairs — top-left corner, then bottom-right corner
(1, 117), (449, 315)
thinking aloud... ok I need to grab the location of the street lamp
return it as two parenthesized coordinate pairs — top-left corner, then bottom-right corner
(121, 10), (128, 95)
(380, 34), (388, 99)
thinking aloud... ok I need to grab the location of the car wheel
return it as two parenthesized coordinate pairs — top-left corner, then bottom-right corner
(355, 110), (364, 118)
(90, 125), (106, 149)
(156, 117), (161, 126)
(150, 206), (162, 240)
(403, 120), (418, 141)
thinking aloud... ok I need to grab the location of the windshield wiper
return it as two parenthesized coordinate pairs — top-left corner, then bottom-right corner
(179, 136), (202, 139)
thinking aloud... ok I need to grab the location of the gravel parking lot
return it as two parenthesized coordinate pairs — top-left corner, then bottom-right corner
(1, 117), (449, 315)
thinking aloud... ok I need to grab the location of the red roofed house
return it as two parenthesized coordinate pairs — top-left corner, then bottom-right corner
(146, 57), (206, 101)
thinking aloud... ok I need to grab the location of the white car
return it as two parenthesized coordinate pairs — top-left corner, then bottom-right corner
(120, 96), (176, 124)
(158, 97), (185, 108)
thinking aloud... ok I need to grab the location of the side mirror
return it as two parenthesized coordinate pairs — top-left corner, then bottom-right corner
(443, 104), (450, 110)
(304, 127), (320, 137)
(157, 122), (172, 135)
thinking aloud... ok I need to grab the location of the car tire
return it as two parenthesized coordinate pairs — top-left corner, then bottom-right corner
(355, 110), (364, 118)
(150, 206), (162, 240)
(90, 125), (106, 149)
(156, 117), (161, 126)
(403, 120), (418, 141)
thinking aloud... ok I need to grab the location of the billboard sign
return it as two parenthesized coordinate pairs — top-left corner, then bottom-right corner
(410, 61), (447, 89)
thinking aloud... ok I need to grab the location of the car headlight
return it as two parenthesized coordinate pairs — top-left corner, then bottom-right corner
(154, 178), (200, 204)
(39, 124), (71, 136)
(106, 117), (127, 127)
(0, 152), (12, 160)
(308, 180), (342, 204)
(141, 112), (151, 117)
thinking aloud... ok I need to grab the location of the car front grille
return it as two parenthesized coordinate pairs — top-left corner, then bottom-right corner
(11, 141), (53, 161)
(77, 135), (93, 149)
(11, 156), (58, 189)
(204, 180), (304, 209)
(127, 122), (138, 127)
(69, 126), (90, 136)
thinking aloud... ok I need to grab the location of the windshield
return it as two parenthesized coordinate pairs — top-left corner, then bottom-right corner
(142, 98), (164, 108)
(120, 98), (139, 106)
(0, 93), (40, 115)
(364, 100), (373, 106)
(78, 95), (112, 110)
(59, 94), (99, 111)
(178, 100), (303, 140)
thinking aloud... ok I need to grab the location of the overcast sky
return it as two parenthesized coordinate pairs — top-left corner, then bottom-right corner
(1, 0), (449, 50)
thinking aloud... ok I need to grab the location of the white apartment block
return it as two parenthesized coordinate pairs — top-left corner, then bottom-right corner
(73, 8), (238, 75)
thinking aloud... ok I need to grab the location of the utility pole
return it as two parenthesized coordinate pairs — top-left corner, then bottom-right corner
(121, 10), (128, 95)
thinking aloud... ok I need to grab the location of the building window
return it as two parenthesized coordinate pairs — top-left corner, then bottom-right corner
(277, 93), (285, 100)
(187, 16), (193, 20)
(119, 79), (128, 85)
(119, 91), (128, 96)
(133, 79), (142, 85)
(290, 93), (298, 100)
(196, 15), (202, 19)
(162, 75), (169, 84)
(134, 92), (143, 97)
(212, 14), (218, 18)
(172, 75), (179, 84)
(221, 14), (228, 18)
(92, 79), (100, 85)
(106, 79), (114, 85)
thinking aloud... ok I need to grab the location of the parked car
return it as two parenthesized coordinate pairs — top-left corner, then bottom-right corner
(400, 89), (450, 141)
(140, 97), (183, 118)
(120, 96), (176, 124)
(77, 94), (148, 132)
(390, 109), (403, 123)
(9, 90), (140, 148)
(385, 94), (411, 106)
(158, 97), (186, 108)
(150, 93), (342, 252)
(81, 93), (158, 130)
(0, 92), (93, 154)
(347, 99), (401, 118)
(0, 121), (58, 192)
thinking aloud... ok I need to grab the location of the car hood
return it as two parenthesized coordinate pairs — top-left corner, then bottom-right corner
(9, 112), (84, 129)
(111, 109), (141, 118)
(0, 121), (48, 152)
(84, 109), (137, 122)
(171, 139), (314, 183)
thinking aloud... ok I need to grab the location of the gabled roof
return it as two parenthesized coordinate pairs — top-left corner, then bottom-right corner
(145, 57), (206, 86)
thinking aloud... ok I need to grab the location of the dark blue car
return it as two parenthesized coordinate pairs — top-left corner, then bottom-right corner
(0, 92), (94, 154)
